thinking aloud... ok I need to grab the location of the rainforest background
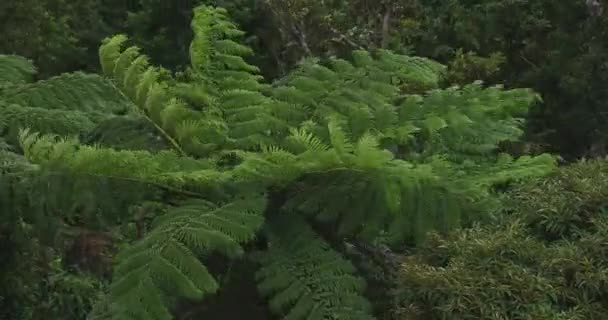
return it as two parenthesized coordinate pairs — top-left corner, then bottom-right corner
(1, 0), (608, 319)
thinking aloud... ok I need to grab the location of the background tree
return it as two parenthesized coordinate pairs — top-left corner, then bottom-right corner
(0, 0), (121, 77)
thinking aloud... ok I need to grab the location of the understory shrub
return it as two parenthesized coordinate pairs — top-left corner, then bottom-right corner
(395, 159), (608, 319)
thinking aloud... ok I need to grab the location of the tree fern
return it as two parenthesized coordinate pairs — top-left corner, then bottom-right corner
(5, 5), (560, 320)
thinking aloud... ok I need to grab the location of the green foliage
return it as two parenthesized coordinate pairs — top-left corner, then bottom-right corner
(395, 159), (608, 319)
(0, 0), (117, 77)
(106, 198), (265, 320)
(0, 102), (96, 146)
(0, 4), (557, 320)
(444, 50), (506, 85)
(0, 220), (107, 320)
(409, 0), (608, 158)
(251, 0), (608, 158)
(256, 214), (373, 320)
(123, 0), (261, 71)
(35, 257), (107, 320)
(0, 62), (133, 150)
(260, 0), (421, 76)
(0, 55), (36, 87)
(507, 159), (608, 241)
(1, 72), (130, 116)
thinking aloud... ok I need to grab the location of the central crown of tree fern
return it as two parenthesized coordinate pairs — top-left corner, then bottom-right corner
(0, 5), (557, 320)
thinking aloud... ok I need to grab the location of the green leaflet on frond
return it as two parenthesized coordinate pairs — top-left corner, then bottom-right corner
(99, 36), (162, 109)
(327, 117), (355, 160)
(255, 214), (375, 320)
(27, 169), (162, 233)
(113, 46), (142, 89)
(136, 68), (161, 108)
(171, 83), (217, 109)
(109, 197), (266, 319)
(0, 54), (36, 87)
(384, 167), (473, 244)
(189, 6), (214, 76)
(124, 55), (151, 99)
(0, 72), (130, 117)
(99, 34), (129, 77)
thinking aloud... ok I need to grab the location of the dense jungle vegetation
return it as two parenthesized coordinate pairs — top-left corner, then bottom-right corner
(1, 1), (608, 319)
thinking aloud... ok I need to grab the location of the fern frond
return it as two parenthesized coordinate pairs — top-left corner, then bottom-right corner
(233, 121), (394, 187)
(99, 35), (201, 156)
(185, 5), (287, 150)
(0, 102), (96, 146)
(0, 54), (36, 87)
(374, 50), (446, 92)
(255, 214), (374, 320)
(99, 34), (130, 77)
(82, 116), (171, 152)
(109, 197), (266, 319)
(18, 130), (225, 190)
(462, 153), (557, 189)
(0, 72), (130, 117)
(398, 82), (541, 161)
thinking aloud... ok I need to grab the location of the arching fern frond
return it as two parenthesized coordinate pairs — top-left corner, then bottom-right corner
(99, 35), (224, 156)
(255, 214), (374, 320)
(18, 130), (226, 191)
(0, 102), (96, 147)
(370, 50), (446, 93)
(182, 5), (286, 150)
(108, 197), (266, 319)
(0, 72), (130, 117)
(189, 6), (260, 87)
(269, 50), (537, 164)
(0, 54), (36, 87)
(397, 82), (541, 162)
